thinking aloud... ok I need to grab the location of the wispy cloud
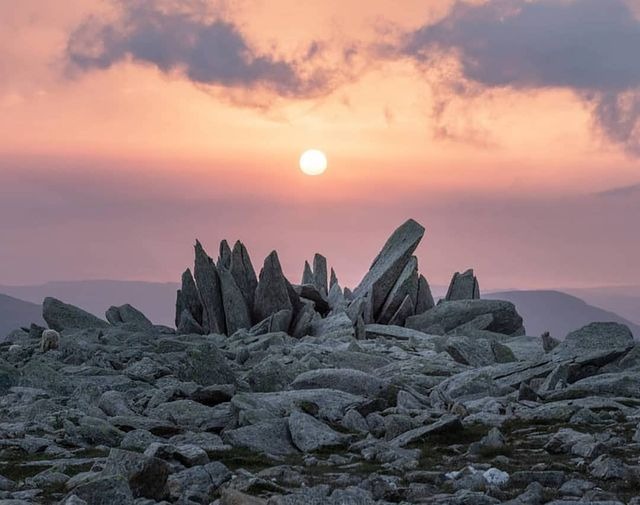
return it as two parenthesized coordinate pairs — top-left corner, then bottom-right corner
(596, 182), (640, 198)
(398, 0), (640, 155)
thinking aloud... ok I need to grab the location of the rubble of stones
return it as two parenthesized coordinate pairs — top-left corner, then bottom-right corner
(1, 219), (639, 505)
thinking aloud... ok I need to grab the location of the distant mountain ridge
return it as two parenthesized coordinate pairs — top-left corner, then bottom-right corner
(0, 280), (179, 327)
(485, 290), (640, 339)
(0, 293), (45, 338)
(2, 280), (638, 339)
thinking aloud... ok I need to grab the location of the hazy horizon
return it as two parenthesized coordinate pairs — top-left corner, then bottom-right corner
(1, 1), (639, 289)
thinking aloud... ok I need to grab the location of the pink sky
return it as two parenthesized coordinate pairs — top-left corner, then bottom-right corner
(1, 0), (639, 289)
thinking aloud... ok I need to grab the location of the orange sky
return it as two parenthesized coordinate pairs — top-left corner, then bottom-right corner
(1, 0), (639, 289)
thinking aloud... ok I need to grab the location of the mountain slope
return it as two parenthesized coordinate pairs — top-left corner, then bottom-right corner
(0, 293), (45, 338)
(0, 280), (179, 327)
(562, 286), (640, 326)
(485, 290), (640, 339)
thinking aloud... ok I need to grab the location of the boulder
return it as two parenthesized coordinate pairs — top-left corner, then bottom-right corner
(66, 475), (134, 505)
(194, 240), (226, 334)
(42, 297), (110, 332)
(102, 448), (170, 500)
(105, 304), (153, 330)
(176, 309), (204, 335)
(288, 410), (349, 452)
(553, 322), (634, 360)
(406, 299), (524, 336)
(166, 461), (231, 503)
(352, 219), (425, 316)
(223, 419), (298, 455)
(445, 269), (480, 301)
(291, 368), (390, 398)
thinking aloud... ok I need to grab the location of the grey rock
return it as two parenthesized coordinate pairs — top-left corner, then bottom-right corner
(105, 304), (153, 330)
(176, 308), (204, 335)
(230, 240), (258, 314)
(166, 461), (231, 503)
(352, 219), (425, 315)
(219, 267), (252, 335)
(102, 448), (170, 500)
(406, 299), (525, 336)
(310, 312), (354, 337)
(254, 251), (294, 325)
(288, 410), (349, 452)
(223, 419), (298, 455)
(291, 368), (389, 398)
(445, 269), (480, 301)
(43, 297), (110, 332)
(313, 253), (328, 295)
(546, 372), (640, 400)
(377, 256), (419, 324)
(178, 268), (203, 326)
(388, 295), (415, 326)
(297, 284), (330, 314)
(415, 274), (435, 314)
(219, 239), (232, 269)
(148, 400), (231, 431)
(389, 415), (462, 447)
(98, 390), (135, 417)
(553, 322), (634, 360)
(194, 240), (226, 334)
(302, 260), (314, 285)
(589, 455), (626, 480)
(445, 336), (496, 367)
(66, 475), (134, 505)
(330, 268), (339, 290)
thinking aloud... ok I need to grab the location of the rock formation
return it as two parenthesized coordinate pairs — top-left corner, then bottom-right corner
(1, 218), (638, 504)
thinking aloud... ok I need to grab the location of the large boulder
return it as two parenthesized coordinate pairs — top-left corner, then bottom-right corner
(288, 411), (349, 452)
(223, 419), (298, 455)
(406, 299), (525, 336)
(177, 268), (203, 327)
(290, 368), (390, 398)
(553, 322), (634, 360)
(102, 448), (170, 500)
(352, 219), (425, 317)
(377, 256), (419, 324)
(105, 304), (153, 330)
(42, 297), (110, 332)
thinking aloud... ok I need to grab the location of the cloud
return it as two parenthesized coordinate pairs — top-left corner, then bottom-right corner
(400, 0), (640, 155)
(596, 182), (640, 198)
(66, 0), (339, 99)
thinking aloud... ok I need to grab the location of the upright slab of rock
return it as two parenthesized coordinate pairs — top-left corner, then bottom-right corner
(218, 267), (251, 335)
(352, 219), (425, 319)
(313, 254), (328, 295)
(445, 269), (480, 301)
(177, 268), (203, 328)
(193, 241), (226, 335)
(230, 240), (258, 315)
(254, 251), (294, 325)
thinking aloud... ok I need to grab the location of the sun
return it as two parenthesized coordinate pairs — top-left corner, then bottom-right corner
(299, 149), (328, 176)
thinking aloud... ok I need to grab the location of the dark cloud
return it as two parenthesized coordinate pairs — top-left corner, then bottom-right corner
(401, 0), (640, 155)
(66, 1), (335, 98)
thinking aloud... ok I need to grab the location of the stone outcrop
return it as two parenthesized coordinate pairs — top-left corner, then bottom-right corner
(43, 296), (110, 332)
(445, 269), (480, 301)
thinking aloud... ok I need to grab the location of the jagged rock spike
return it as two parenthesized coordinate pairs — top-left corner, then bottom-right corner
(218, 240), (232, 270)
(415, 274), (435, 314)
(313, 253), (328, 295)
(230, 240), (258, 317)
(180, 268), (203, 326)
(302, 260), (314, 285)
(194, 240), (226, 334)
(219, 267), (252, 335)
(42, 297), (110, 332)
(105, 304), (153, 330)
(330, 268), (339, 289)
(352, 219), (425, 315)
(254, 251), (294, 324)
(377, 256), (419, 324)
(445, 269), (480, 301)
(174, 289), (184, 329)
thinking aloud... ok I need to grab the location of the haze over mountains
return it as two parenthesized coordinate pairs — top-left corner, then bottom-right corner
(1, 280), (638, 340)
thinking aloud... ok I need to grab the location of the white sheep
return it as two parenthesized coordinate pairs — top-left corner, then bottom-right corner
(40, 329), (60, 352)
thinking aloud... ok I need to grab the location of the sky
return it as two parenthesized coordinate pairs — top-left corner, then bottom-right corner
(1, 0), (639, 290)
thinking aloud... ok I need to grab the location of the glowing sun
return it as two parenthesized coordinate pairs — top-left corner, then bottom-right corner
(299, 149), (327, 176)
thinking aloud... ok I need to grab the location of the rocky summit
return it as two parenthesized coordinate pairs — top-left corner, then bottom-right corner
(1, 219), (639, 505)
